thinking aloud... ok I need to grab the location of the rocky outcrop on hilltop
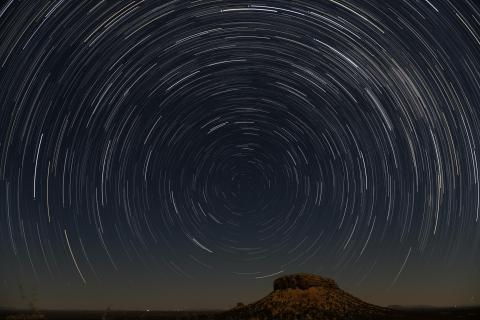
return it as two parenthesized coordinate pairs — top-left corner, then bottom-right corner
(273, 273), (339, 291)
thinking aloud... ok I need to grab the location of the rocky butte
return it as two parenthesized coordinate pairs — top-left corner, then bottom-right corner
(219, 273), (388, 320)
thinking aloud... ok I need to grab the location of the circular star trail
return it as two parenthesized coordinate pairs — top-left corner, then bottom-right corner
(1, 0), (480, 308)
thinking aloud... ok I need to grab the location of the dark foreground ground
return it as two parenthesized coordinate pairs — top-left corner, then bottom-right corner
(1, 307), (480, 320)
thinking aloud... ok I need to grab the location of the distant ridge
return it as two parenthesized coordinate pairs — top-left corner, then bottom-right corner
(388, 305), (436, 310)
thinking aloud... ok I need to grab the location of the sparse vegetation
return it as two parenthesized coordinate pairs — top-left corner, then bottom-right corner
(5, 284), (45, 320)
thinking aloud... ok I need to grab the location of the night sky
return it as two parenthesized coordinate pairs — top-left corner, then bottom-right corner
(1, 0), (480, 311)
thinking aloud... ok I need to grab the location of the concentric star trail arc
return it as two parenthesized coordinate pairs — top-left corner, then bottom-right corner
(0, 0), (479, 309)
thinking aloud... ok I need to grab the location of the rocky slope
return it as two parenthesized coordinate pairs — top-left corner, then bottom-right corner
(219, 273), (388, 320)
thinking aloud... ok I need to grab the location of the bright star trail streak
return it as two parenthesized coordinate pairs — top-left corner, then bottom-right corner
(0, 0), (479, 310)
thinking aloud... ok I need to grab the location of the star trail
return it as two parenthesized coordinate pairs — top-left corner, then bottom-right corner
(1, 0), (479, 310)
